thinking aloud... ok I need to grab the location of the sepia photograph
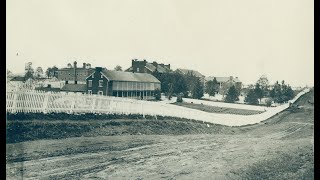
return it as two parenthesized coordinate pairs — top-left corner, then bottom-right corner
(6, 0), (314, 179)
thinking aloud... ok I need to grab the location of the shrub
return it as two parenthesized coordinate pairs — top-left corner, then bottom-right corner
(265, 98), (273, 107)
(154, 88), (161, 100)
(176, 93), (183, 103)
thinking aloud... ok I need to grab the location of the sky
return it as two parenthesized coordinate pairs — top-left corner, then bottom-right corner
(6, 0), (313, 87)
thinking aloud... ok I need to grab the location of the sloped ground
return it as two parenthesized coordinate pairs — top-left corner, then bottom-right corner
(6, 90), (314, 179)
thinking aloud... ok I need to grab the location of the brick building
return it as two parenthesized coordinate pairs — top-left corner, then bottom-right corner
(57, 61), (94, 93)
(125, 59), (171, 74)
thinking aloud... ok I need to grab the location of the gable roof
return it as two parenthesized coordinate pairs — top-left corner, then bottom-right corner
(61, 84), (86, 92)
(101, 70), (160, 83)
(206, 76), (241, 83)
(176, 68), (205, 78)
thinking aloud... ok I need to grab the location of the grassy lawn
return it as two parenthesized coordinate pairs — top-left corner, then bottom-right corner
(172, 102), (264, 115)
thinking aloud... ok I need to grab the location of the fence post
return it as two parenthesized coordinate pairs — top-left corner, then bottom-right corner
(11, 91), (19, 113)
(42, 92), (50, 114)
(91, 95), (96, 113)
(70, 94), (76, 114)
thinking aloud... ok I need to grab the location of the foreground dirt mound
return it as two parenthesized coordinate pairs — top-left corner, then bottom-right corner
(6, 119), (245, 143)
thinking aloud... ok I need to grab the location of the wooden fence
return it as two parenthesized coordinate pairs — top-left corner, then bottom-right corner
(6, 88), (310, 126)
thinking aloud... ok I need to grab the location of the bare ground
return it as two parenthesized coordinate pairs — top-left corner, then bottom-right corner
(6, 90), (314, 179)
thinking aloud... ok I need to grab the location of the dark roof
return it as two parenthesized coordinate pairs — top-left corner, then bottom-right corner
(206, 76), (241, 83)
(10, 76), (25, 82)
(176, 68), (205, 78)
(35, 87), (61, 92)
(145, 63), (157, 72)
(61, 84), (86, 92)
(101, 70), (160, 83)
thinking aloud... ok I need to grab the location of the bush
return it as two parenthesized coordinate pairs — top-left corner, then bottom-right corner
(176, 93), (183, 103)
(265, 98), (273, 107)
(154, 88), (161, 100)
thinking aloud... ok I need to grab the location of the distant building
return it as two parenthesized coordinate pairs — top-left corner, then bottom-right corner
(205, 76), (242, 95)
(175, 68), (206, 87)
(125, 59), (171, 74)
(57, 61), (94, 85)
(57, 61), (95, 93)
(86, 67), (161, 99)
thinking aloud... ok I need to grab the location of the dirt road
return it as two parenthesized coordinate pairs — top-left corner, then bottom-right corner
(6, 91), (314, 179)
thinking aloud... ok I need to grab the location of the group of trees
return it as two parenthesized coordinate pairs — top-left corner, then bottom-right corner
(270, 80), (294, 104)
(244, 76), (295, 105)
(24, 62), (59, 80)
(152, 71), (204, 100)
(205, 78), (219, 97)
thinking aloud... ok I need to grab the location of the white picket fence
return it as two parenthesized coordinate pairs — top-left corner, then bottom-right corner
(6, 88), (310, 126)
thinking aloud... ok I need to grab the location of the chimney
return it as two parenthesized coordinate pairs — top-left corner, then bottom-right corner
(74, 61), (77, 83)
(95, 67), (102, 72)
(168, 64), (170, 69)
(83, 63), (86, 68)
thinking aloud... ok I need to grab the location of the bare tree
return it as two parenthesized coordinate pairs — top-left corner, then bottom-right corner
(114, 65), (123, 71)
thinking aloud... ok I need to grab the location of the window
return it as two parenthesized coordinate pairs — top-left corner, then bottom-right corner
(98, 91), (103, 95)
(99, 80), (103, 87)
(88, 80), (92, 87)
(101, 74), (103, 78)
(137, 68), (139, 72)
(92, 73), (94, 78)
(88, 90), (92, 95)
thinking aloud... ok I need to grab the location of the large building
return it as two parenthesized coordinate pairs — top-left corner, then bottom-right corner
(125, 59), (171, 74)
(57, 61), (94, 85)
(205, 76), (242, 95)
(57, 61), (94, 93)
(86, 67), (161, 99)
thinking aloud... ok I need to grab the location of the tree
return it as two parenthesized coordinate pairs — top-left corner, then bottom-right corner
(152, 71), (188, 97)
(35, 67), (44, 79)
(245, 89), (259, 105)
(205, 78), (219, 97)
(114, 65), (123, 71)
(256, 75), (269, 96)
(46, 66), (59, 78)
(220, 81), (233, 97)
(254, 83), (264, 103)
(51, 66), (58, 78)
(45, 67), (52, 78)
(24, 62), (34, 80)
(270, 80), (294, 104)
(224, 85), (239, 103)
(192, 77), (204, 99)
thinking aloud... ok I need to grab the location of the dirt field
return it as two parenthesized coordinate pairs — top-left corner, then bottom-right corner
(6, 90), (314, 179)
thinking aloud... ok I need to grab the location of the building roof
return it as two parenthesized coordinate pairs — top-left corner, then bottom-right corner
(61, 84), (87, 92)
(10, 76), (25, 82)
(206, 76), (241, 83)
(176, 68), (205, 78)
(145, 63), (157, 72)
(101, 70), (160, 83)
